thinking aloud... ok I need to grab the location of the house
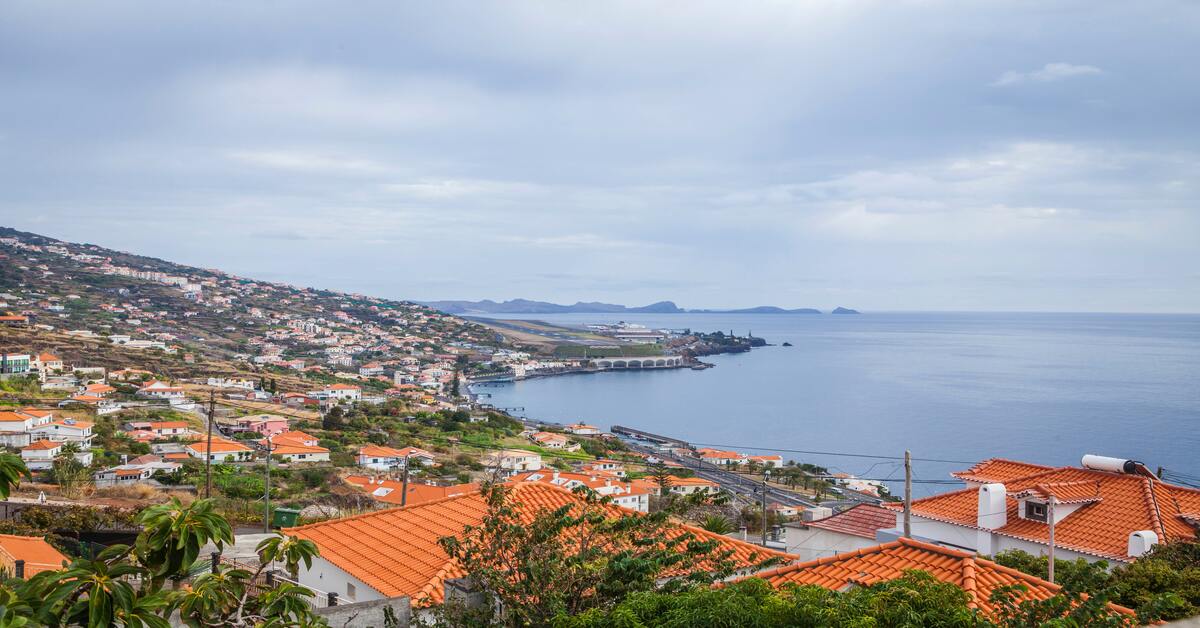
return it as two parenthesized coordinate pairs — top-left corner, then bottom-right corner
(784, 503), (898, 562)
(0, 534), (68, 577)
(510, 471), (652, 512)
(230, 414), (290, 437)
(28, 418), (94, 446)
(744, 538), (1135, 622)
(480, 449), (543, 474)
(265, 431), (330, 463)
(81, 383), (115, 397)
(285, 482), (794, 606)
(148, 421), (191, 438)
(354, 445), (435, 470)
(313, 384), (361, 403)
(110, 368), (153, 382)
(767, 503), (801, 518)
(565, 423), (601, 436)
(747, 455), (784, 468)
(343, 475), (478, 507)
(893, 455), (1200, 565)
(580, 459), (626, 477)
(185, 438), (254, 462)
(21, 440), (92, 470)
(33, 353), (63, 374)
(357, 363), (385, 377)
(655, 475), (720, 496)
(137, 380), (187, 404)
(697, 448), (748, 466)
(529, 431), (568, 449)
(93, 457), (181, 486)
(0, 354), (31, 377)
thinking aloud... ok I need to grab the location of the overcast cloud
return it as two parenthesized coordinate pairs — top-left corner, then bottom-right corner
(1, 1), (1197, 311)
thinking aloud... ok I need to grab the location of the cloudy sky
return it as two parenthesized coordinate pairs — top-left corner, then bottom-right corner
(2, 1), (1198, 311)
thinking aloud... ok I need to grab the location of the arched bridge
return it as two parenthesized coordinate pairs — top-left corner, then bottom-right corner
(590, 356), (683, 370)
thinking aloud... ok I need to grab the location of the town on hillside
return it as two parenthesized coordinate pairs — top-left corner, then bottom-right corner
(0, 229), (1197, 625)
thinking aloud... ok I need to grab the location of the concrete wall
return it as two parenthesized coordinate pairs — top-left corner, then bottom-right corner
(316, 596), (412, 628)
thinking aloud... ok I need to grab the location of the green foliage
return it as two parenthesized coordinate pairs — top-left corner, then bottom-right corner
(698, 515), (733, 535)
(0, 455), (29, 500)
(555, 573), (985, 627)
(994, 543), (1200, 622)
(437, 483), (782, 626)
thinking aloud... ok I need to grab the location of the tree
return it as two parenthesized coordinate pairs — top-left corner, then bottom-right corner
(698, 515), (733, 535)
(648, 462), (672, 496)
(0, 458), (326, 627)
(51, 443), (92, 500)
(436, 483), (780, 626)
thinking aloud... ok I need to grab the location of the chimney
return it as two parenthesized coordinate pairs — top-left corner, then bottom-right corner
(1128, 530), (1158, 557)
(977, 483), (1007, 530)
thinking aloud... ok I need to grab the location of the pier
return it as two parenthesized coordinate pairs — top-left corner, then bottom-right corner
(610, 425), (690, 448)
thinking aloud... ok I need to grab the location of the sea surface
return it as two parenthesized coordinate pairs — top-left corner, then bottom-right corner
(473, 312), (1200, 497)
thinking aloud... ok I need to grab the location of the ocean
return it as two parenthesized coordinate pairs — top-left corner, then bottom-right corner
(473, 312), (1200, 497)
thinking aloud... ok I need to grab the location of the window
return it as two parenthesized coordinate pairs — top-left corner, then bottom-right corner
(1025, 501), (1048, 522)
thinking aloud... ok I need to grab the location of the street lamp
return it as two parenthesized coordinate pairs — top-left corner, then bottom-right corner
(761, 468), (771, 547)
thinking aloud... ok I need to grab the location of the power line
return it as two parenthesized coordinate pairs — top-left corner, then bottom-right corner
(682, 441), (975, 465)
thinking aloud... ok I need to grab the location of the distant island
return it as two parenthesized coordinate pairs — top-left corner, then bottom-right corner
(422, 299), (846, 315)
(832, 306), (860, 314)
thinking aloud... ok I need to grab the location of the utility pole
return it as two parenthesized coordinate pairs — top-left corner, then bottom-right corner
(760, 468), (770, 547)
(903, 449), (912, 538)
(263, 437), (273, 533)
(1047, 495), (1057, 584)
(204, 390), (215, 498)
(400, 456), (411, 507)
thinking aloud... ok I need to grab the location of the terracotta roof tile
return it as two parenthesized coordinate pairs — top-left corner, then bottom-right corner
(804, 504), (897, 539)
(287, 482), (793, 606)
(951, 458), (1054, 484)
(908, 461), (1200, 562)
(0, 534), (68, 576)
(743, 538), (1135, 620)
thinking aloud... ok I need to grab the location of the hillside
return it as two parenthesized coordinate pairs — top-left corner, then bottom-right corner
(0, 227), (501, 375)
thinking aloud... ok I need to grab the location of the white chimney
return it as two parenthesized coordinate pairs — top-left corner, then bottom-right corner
(1081, 455), (1137, 474)
(977, 483), (1007, 530)
(1128, 530), (1158, 557)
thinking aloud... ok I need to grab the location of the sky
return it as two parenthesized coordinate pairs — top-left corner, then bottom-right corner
(1, 1), (1198, 312)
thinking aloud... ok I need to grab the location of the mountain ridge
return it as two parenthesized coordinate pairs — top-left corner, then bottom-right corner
(421, 299), (832, 314)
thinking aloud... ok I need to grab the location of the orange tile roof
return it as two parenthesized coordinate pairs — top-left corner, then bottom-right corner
(950, 458), (1054, 484)
(19, 408), (53, 418)
(149, 421), (189, 430)
(287, 482), (792, 606)
(187, 439), (252, 454)
(0, 412), (30, 424)
(666, 475), (719, 487)
(0, 534), (68, 576)
(37, 353), (60, 362)
(327, 383), (360, 390)
(270, 443), (329, 455)
(905, 460), (1200, 562)
(743, 538), (1135, 620)
(804, 503), (897, 539)
(343, 475), (479, 506)
(22, 440), (60, 451)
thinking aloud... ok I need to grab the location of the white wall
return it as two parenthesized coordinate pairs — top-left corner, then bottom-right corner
(296, 555), (384, 604)
(785, 526), (879, 563)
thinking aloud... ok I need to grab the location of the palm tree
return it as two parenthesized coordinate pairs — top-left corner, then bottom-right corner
(699, 514), (734, 535)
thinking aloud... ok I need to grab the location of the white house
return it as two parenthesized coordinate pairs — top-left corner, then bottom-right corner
(510, 471), (652, 513)
(137, 380), (188, 405)
(265, 431), (331, 463)
(895, 455), (1200, 566)
(22, 440), (92, 470)
(185, 438), (254, 462)
(354, 445), (435, 471)
(481, 449), (543, 474)
(784, 503), (898, 562)
(312, 384), (361, 403)
(28, 418), (94, 447)
(565, 423), (601, 436)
